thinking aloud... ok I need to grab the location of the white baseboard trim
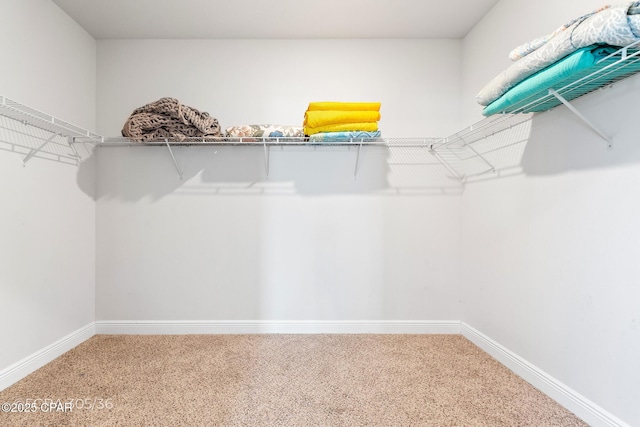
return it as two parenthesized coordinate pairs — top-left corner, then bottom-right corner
(95, 320), (461, 335)
(0, 322), (95, 392)
(461, 322), (630, 427)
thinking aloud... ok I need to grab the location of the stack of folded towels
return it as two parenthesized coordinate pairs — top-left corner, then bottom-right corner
(303, 102), (381, 141)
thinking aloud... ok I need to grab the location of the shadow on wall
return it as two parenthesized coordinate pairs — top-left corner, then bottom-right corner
(521, 76), (640, 176)
(77, 144), (465, 201)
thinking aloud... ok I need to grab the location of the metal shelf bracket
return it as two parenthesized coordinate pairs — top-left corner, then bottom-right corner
(548, 88), (613, 149)
(263, 141), (270, 177)
(164, 139), (183, 179)
(354, 143), (362, 179)
(23, 133), (58, 165)
(457, 135), (496, 175)
(66, 136), (82, 164)
(429, 145), (465, 182)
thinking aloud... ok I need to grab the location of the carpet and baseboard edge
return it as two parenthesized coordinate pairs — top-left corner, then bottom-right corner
(0, 320), (629, 427)
(460, 322), (629, 427)
(0, 322), (95, 392)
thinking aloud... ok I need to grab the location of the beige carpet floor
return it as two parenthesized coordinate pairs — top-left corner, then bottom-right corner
(0, 334), (587, 426)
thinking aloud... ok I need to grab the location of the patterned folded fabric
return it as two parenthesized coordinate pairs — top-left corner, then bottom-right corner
(225, 124), (304, 138)
(307, 102), (381, 111)
(508, 5), (611, 61)
(308, 131), (381, 142)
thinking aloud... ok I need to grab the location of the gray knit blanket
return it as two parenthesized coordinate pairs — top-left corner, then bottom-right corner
(122, 97), (222, 142)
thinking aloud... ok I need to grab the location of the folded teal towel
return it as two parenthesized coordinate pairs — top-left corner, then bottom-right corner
(483, 45), (618, 116)
(308, 131), (381, 142)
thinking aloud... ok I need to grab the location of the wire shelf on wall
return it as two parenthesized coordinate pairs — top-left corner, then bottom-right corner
(0, 96), (99, 165)
(470, 41), (640, 151)
(3, 38), (640, 176)
(487, 41), (640, 117)
(429, 40), (640, 181)
(90, 40), (640, 180)
(93, 136), (441, 147)
(94, 136), (456, 185)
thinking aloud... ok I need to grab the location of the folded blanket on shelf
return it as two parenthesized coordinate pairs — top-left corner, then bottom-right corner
(304, 110), (381, 129)
(122, 97), (221, 142)
(308, 131), (382, 142)
(225, 124), (305, 138)
(304, 122), (379, 135)
(508, 5), (612, 61)
(477, 2), (640, 106)
(483, 45), (623, 116)
(307, 102), (381, 111)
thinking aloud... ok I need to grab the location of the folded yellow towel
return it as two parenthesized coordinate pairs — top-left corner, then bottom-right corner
(307, 102), (381, 111)
(304, 122), (379, 135)
(304, 110), (381, 129)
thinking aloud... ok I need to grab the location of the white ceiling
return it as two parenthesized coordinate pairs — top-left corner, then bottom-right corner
(51, 0), (499, 39)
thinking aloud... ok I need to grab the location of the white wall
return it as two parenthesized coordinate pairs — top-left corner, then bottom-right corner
(94, 39), (463, 321)
(0, 0), (96, 373)
(462, 1), (640, 425)
(97, 39), (462, 137)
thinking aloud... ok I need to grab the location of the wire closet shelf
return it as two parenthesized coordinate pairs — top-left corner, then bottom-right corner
(443, 40), (640, 151)
(0, 96), (99, 164)
(93, 136), (442, 148)
(94, 42), (640, 154)
(2, 41), (639, 172)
